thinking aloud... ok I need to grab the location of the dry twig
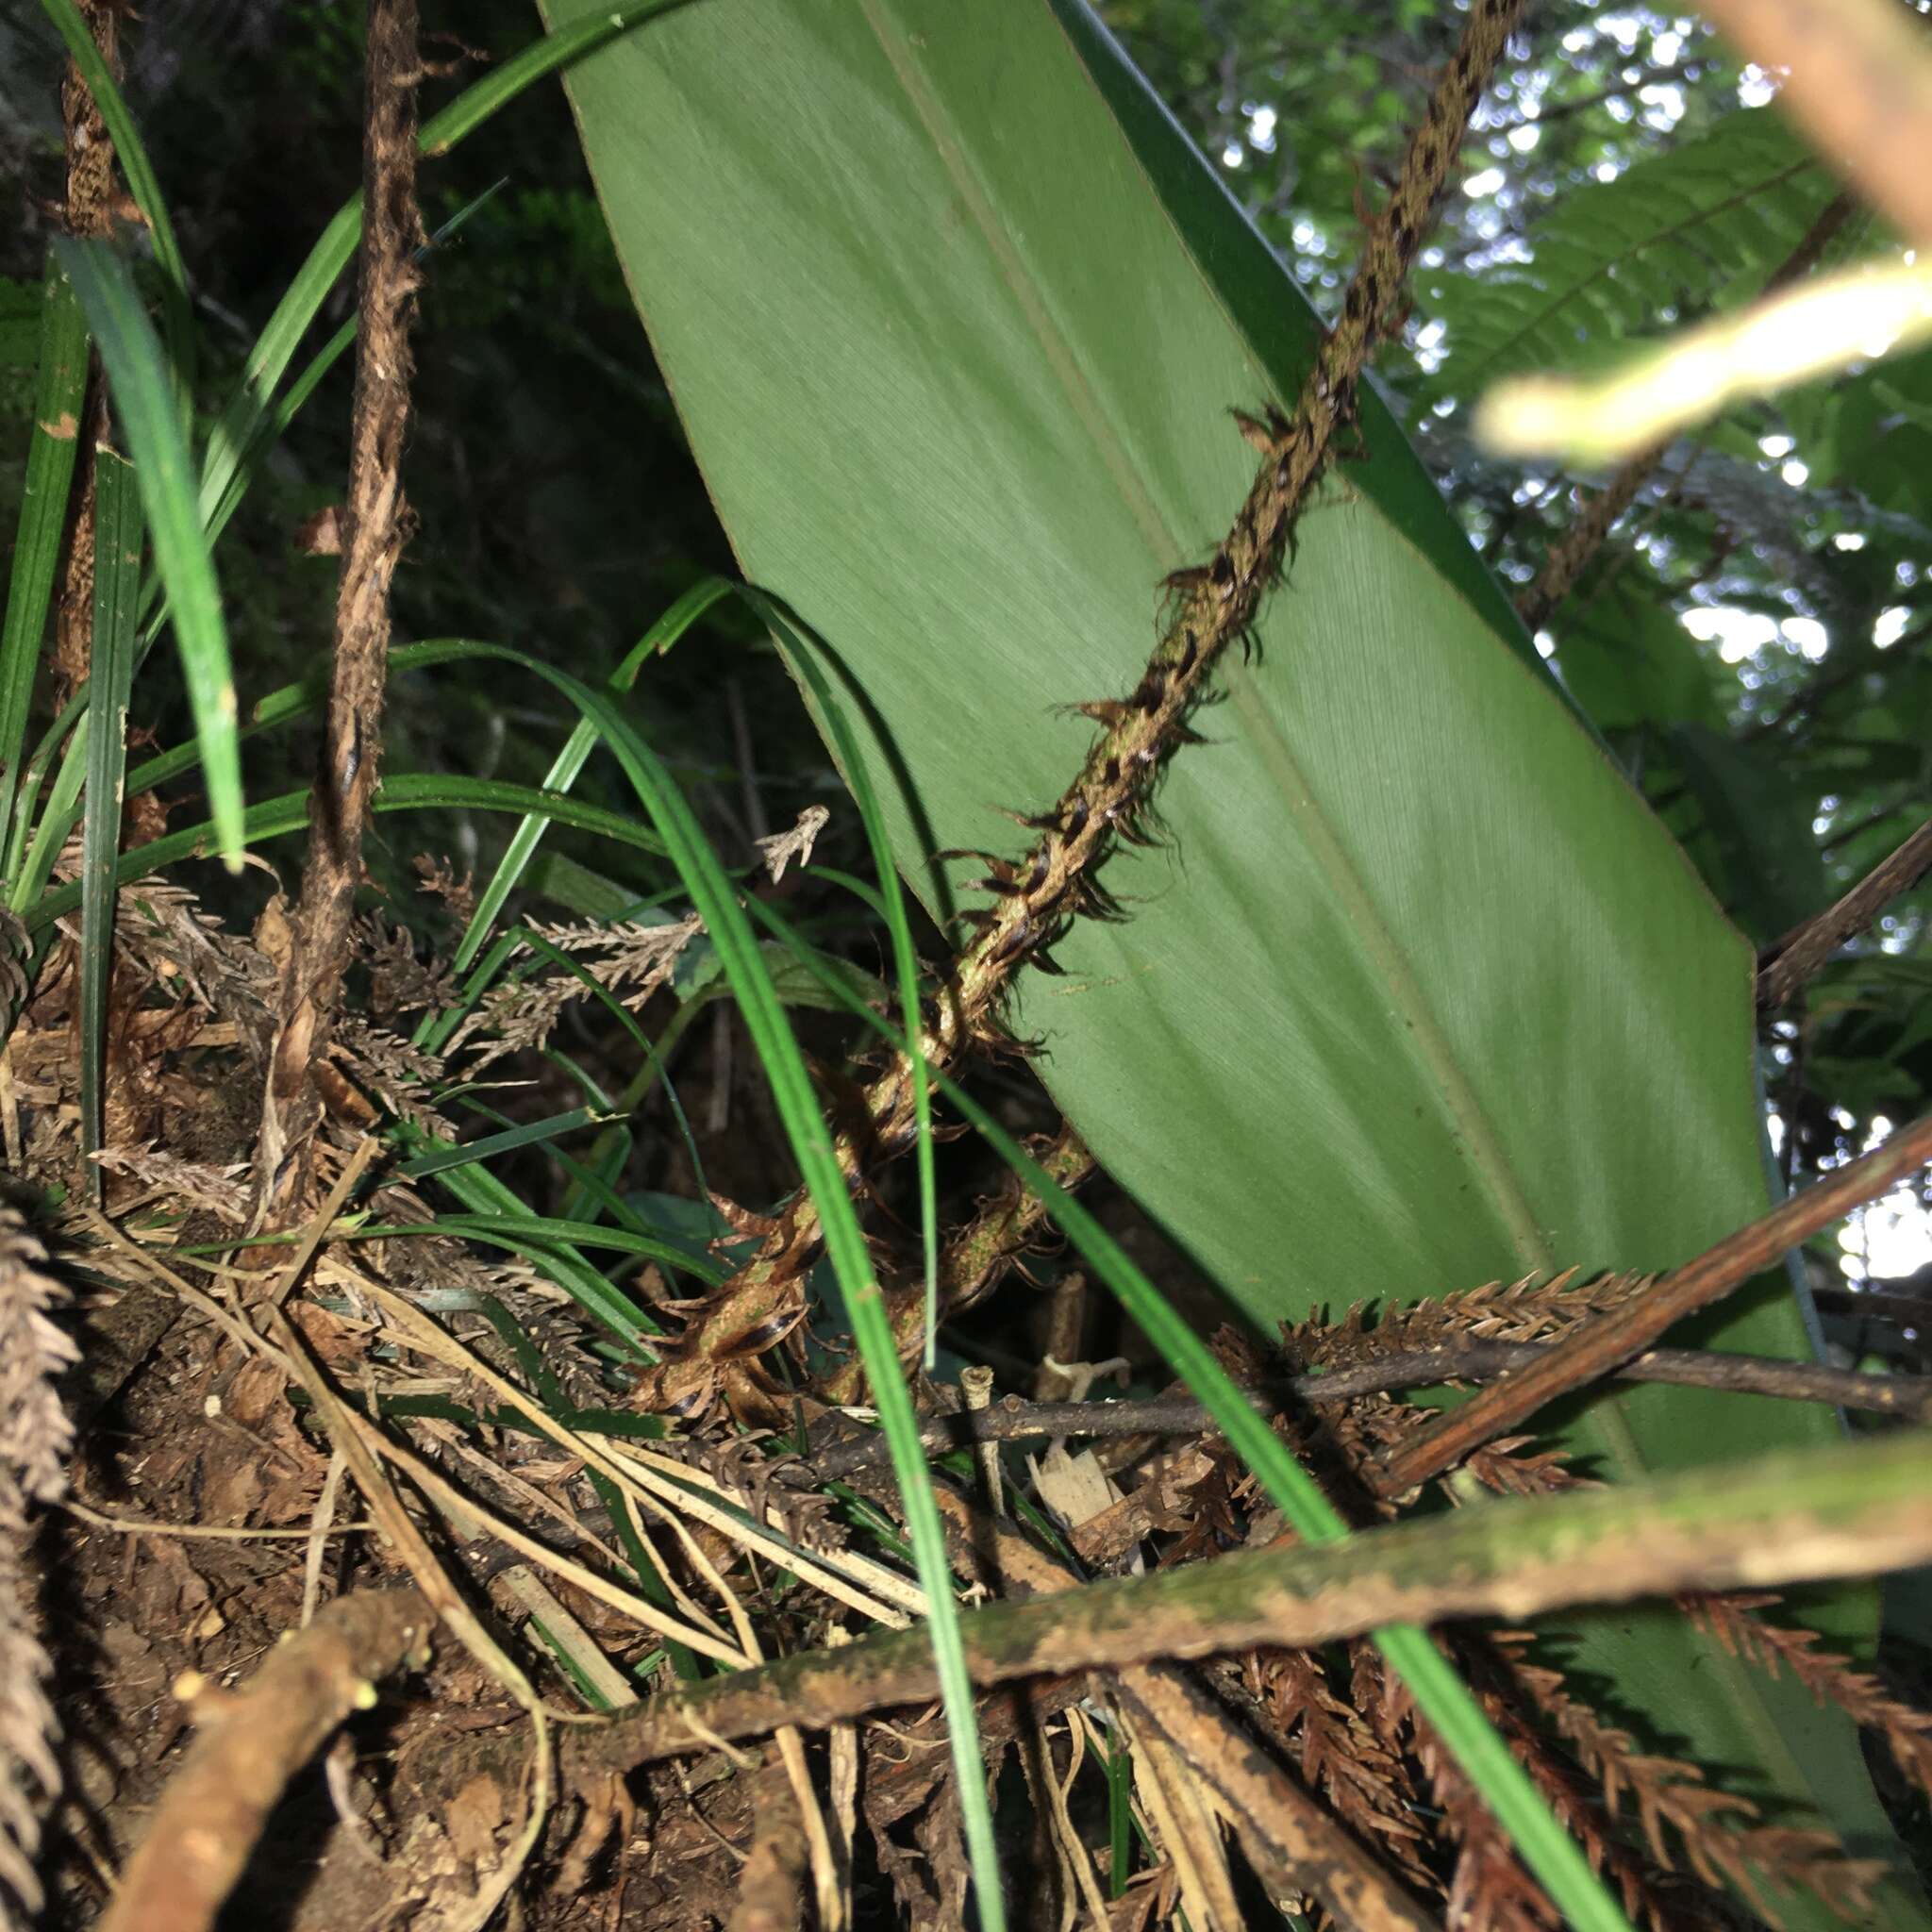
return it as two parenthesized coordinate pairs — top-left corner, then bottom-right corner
(1757, 816), (1932, 1009)
(96, 1589), (432, 1932)
(559, 1430), (1932, 1777)
(1370, 1113), (1932, 1496)
(258, 0), (425, 1221)
(808, 1336), (1932, 1477)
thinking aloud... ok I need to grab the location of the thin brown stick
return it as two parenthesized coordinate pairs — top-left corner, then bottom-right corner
(647, 0), (1529, 1414)
(1814, 1284), (1932, 1329)
(96, 1589), (431, 1932)
(1514, 191), (1855, 635)
(1695, 0), (1932, 250)
(808, 1338), (1932, 1477)
(726, 1755), (810, 1932)
(1757, 816), (1932, 1009)
(51, 0), (122, 708)
(1514, 441), (1668, 637)
(1113, 1662), (1439, 1932)
(258, 0), (425, 1222)
(843, 1121), (1097, 1394)
(1368, 1111), (1932, 1498)
(558, 1429), (1932, 1778)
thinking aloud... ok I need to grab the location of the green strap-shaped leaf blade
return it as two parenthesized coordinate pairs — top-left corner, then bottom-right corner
(57, 240), (244, 870)
(545, 0), (1920, 1916)
(78, 447), (141, 1193)
(0, 257), (88, 869)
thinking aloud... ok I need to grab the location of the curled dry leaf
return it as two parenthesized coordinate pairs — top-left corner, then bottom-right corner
(754, 805), (830, 883)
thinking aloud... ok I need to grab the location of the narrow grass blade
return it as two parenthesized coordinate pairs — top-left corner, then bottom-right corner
(21, 771), (669, 928)
(741, 891), (1637, 1932)
(198, 314), (351, 557)
(516, 925), (712, 1216)
(13, 712), (92, 921)
(425, 642), (1008, 1929)
(382, 1139), (667, 1356)
(126, 637), (490, 794)
(443, 1089), (673, 1257)
(182, 177), (507, 593)
(195, 1211), (718, 1286)
(447, 577), (730, 979)
(5, 681), (87, 888)
(201, 2), (689, 539)
(56, 240), (242, 868)
(397, 1106), (610, 1178)
(0, 256), (88, 872)
(77, 447), (140, 1197)
(366, 1214), (723, 1284)
(15, 636), (627, 927)
(37, 0), (194, 413)
(742, 591), (939, 1369)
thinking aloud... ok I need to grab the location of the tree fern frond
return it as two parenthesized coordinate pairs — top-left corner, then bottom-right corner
(1424, 109), (1839, 402)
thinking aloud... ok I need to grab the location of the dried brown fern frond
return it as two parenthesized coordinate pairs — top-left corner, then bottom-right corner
(50, 874), (272, 1031)
(1457, 1631), (1726, 1932)
(1287, 1269), (1654, 1372)
(411, 852), (475, 922)
(1299, 1380), (1587, 1513)
(448, 913), (704, 1068)
(449, 972), (576, 1070)
(333, 1014), (449, 1131)
(90, 1142), (251, 1224)
(1492, 1627), (1890, 1925)
(1685, 1591), (1932, 1802)
(1242, 1645), (1434, 1890)
(0, 1214), (75, 1927)
(0, 910), (29, 1041)
(1371, 1644), (1560, 1932)
(355, 912), (457, 1018)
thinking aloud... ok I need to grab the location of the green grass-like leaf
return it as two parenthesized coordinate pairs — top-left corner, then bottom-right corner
(741, 886), (1637, 1932)
(0, 257), (88, 874)
(77, 447), (140, 1197)
(397, 1105), (613, 1178)
(743, 590), (940, 1370)
(21, 771), (668, 928)
(200, 1), (690, 541)
(55, 240), (242, 869)
(410, 639), (1009, 1929)
(445, 577), (729, 979)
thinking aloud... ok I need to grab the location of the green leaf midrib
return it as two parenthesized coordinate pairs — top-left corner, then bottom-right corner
(858, 0), (1175, 560)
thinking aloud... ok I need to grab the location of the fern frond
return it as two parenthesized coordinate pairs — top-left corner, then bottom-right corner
(1424, 108), (1838, 402)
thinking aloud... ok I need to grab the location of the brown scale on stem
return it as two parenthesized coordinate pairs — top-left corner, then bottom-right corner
(634, 0), (1528, 1423)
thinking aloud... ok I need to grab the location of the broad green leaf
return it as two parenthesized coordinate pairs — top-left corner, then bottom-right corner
(548, 0), (1919, 1915)
(1552, 575), (1727, 733)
